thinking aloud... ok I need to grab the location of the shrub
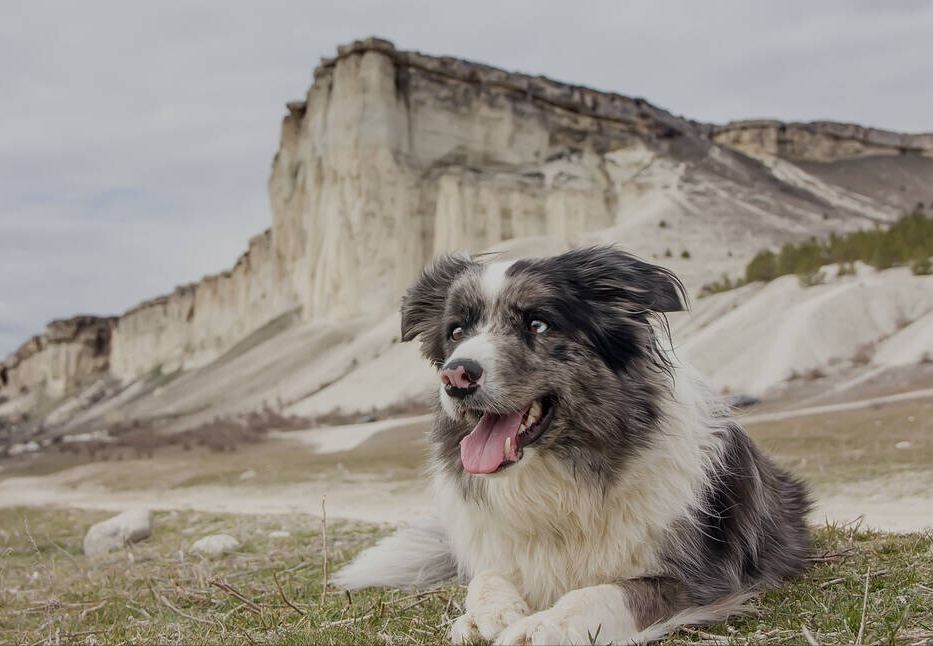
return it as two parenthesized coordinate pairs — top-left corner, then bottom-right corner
(804, 367), (826, 381)
(852, 344), (874, 366)
(837, 261), (856, 277)
(735, 207), (933, 290)
(681, 249), (691, 259)
(746, 249), (779, 282)
(798, 270), (826, 288)
(699, 274), (745, 298)
(911, 257), (932, 276)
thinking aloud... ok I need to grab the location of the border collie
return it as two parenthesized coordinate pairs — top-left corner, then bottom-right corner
(334, 246), (810, 645)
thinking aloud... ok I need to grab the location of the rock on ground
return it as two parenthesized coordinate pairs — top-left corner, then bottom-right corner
(190, 533), (240, 556)
(83, 508), (152, 557)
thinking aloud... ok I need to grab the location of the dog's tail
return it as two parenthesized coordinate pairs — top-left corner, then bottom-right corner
(331, 517), (458, 590)
(628, 592), (756, 644)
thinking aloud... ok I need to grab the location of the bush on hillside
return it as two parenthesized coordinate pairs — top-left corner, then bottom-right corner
(912, 256), (932, 275)
(697, 208), (932, 298)
(699, 273), (740, 297)
(727, 207), (933, 290)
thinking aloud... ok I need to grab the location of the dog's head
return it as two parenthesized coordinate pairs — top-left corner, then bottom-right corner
(401, 246), (686, 477)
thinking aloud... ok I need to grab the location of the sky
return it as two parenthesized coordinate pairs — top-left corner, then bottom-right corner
(2, 0), (932, 356)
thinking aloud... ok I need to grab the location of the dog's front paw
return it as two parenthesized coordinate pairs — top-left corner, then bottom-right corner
(450, 570), (530, 643)
(495, 610), (569, 645)
(449, 612), (482, 644)
(496, 585), (631, 645)
(496, 610), (612, 645)
(450, 606), (529, 645)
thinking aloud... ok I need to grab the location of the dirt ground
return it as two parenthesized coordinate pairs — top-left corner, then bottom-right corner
(1, 387), (931, 532)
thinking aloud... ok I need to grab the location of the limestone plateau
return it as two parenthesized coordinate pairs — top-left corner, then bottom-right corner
(2, 38), (932, 437)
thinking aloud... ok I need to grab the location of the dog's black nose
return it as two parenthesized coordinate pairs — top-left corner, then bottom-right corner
(440, 358), (484, 398)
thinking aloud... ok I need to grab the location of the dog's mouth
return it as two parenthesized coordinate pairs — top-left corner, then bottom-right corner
(459, 397), (555, 474)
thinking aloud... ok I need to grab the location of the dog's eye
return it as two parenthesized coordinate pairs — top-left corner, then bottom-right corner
(450, 326), (464, 341)
(529, 320), (549, 334)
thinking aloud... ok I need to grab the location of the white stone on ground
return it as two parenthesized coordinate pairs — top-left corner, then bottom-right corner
(83, 508), (152, 557)
(268, 530), (291, 539)
(190, 533), (240, 556)
(239, 470), (256, 481)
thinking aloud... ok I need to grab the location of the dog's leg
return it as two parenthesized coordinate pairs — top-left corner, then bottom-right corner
(496, 577), (744, 645)
(450, 570), (531, 644)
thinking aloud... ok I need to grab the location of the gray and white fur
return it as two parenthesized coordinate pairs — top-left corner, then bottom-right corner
(333, 246), (810, 645)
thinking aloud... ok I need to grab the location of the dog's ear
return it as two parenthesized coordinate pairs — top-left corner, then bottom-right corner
(548, 247), (686, 375)
(567, 246), (686, 313)
(401, 254), (476, 363)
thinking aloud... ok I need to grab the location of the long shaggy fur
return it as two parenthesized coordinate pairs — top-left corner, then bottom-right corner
(334, 246), (811, 645)
(331, 518), (456, 589)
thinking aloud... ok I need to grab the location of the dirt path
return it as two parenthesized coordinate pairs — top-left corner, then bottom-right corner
(0, 472), (430, 524)
(741, 387), (933, 424)
(2, 466), (928, 531)
(1, 413), (930, 531)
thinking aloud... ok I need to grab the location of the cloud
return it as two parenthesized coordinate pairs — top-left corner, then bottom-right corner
(1, 0), (932, 356)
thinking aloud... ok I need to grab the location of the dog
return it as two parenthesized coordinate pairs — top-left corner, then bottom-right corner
(334, 246), (810, 645)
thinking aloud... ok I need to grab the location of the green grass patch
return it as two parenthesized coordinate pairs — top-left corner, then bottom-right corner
(700, 206), (933, 297)
(1, 507), (931, 645)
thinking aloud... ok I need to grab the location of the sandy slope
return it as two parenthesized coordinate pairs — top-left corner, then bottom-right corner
(288, 264), (933, 416)
(675, 266), (933, 395)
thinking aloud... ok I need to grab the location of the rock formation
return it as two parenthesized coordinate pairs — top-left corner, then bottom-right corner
(2, 37), (932, 427)
(710, 120), (933, 162)
(1, 316), (116, 400)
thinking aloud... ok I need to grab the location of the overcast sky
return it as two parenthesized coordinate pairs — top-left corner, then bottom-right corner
(2, 1), (932, 356)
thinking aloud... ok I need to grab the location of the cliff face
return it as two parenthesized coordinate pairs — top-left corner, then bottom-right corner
(109, 230), (287, 380)
(3, 37), (931, 415)
(711, 120), (933, 162)
(1, 316), (116, 400)
(272, 38), (694, 324)
(104, 36), (710, 384)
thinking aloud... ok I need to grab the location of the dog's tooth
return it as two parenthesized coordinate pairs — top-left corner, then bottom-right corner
(518, 424), (526, 435)
(504, 436), (512, 456)
(530, 400), (542, 417)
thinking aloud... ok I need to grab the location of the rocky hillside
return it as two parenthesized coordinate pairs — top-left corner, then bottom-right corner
(2, 37), (932, 443)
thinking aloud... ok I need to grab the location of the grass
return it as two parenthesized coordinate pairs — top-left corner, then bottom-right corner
(1, 507), (931, 645)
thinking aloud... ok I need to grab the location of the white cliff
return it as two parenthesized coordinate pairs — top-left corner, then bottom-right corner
(3, 37), (932, 431)
(1, 317), (115, 401)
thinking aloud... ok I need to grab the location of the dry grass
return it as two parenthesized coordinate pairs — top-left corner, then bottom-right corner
(0, 507), (931, 645)
(5, 418), (429, 494)
(2, 391), (933, 644)
(746, 397), (933, 488)
(307, 397), (431, 428)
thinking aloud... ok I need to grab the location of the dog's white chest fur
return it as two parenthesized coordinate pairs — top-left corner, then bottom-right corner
(434, 386), (723, 610)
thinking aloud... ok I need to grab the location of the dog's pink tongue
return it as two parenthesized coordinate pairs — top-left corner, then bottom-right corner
(460, 411), (524, 474)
